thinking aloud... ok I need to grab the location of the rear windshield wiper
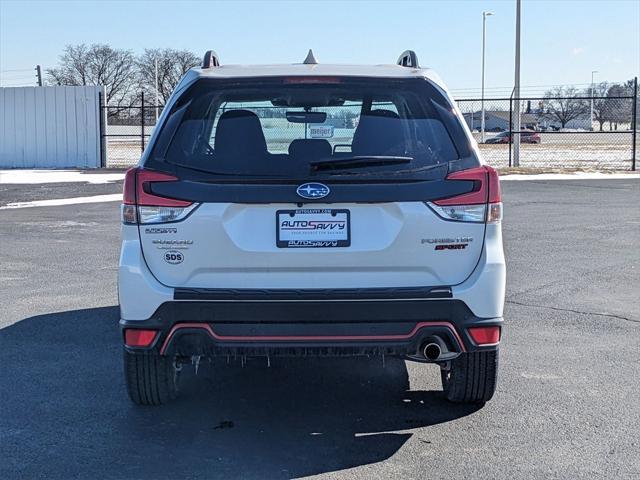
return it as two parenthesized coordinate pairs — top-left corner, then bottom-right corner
(323, 162), (447, 177)
(310, 156), (413, 172)
(168, 160), (285, 178)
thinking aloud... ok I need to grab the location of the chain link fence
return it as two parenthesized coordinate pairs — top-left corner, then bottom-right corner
(101, 97), (164, 168)
(456, 91), (637, 170)
(102, 82), (638, 170)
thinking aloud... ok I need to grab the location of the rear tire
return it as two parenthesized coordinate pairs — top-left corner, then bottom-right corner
(123, 350), (179, 405)
(441, 350), (498, 404)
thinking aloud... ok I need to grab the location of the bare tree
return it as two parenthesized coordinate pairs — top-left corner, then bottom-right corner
(137, 49), (199, 105)
(541, 86), (589, 128)
(623, 78), (639, 130)
(604, 84), (632, 129)
(47, 44), (136, 107)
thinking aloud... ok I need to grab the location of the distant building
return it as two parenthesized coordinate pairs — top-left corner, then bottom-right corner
(536, 113), (591, 130)
(463, 111), (539, 131)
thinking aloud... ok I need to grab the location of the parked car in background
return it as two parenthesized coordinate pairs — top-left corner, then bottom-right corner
(484, 130), (541, 144)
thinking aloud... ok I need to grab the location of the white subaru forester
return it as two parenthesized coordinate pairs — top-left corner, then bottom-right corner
(119, 50), (505, 405)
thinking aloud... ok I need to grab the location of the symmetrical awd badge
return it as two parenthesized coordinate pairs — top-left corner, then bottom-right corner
(296, 183), (330, 199)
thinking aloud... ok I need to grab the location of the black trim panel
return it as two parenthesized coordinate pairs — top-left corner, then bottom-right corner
(122, 299), (489, 328)
(157, 299), (456, 324)
(173, 286), (453, 301)
(212, 322), (418, 336)
(149, 178), (474, 204)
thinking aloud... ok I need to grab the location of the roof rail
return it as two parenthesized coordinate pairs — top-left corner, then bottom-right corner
(397, 50), (419, 68)
(202, 50), (220, 68)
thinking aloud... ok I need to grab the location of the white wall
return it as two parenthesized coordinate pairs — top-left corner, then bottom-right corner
(0, 86), (102, 168)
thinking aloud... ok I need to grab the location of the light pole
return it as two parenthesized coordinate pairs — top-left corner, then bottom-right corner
(481, 11), (493, 144)
(513, 0), (521, 167)
(590, 70), (598, 131)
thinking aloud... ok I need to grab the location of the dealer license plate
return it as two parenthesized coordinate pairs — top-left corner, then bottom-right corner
(276, 209), (350, 248)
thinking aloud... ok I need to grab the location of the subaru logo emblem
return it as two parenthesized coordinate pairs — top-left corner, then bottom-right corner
(296, 183), (330, 199)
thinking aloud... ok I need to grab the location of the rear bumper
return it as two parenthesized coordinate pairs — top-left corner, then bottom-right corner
(119, 298), (502, 357)
(118, 222), (505, 357)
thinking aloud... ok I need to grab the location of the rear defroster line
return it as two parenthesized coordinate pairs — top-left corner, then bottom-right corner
(158, 321), (467, 355)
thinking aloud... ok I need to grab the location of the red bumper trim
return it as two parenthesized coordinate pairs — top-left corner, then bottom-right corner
(159, 321), (467, 355)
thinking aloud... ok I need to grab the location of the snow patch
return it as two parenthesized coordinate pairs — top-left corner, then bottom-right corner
(0, 194), (122, 210)
(0, 170), (125, 184)
(501, 172), (639, 181)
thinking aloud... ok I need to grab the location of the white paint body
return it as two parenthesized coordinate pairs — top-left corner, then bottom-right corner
(119, 62), (505, 323)
(119, 218), (505, 320)
(138, 202), (486, 289)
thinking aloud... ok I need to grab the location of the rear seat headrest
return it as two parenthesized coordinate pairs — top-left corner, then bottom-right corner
(215, 109), (267, 158)
(352, 109), (404, 156)
(288, 139), (332, 160)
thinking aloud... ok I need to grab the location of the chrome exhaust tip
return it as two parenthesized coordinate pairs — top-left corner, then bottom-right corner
(422, 342), (442, 361)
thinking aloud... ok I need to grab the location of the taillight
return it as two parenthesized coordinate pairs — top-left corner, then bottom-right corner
(121, 168), (138, 224)
(121, 167), (197, 225)
(428, 166), (502, 223)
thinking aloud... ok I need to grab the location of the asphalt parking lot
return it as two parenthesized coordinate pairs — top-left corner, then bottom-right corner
(1, 176), (639, 479)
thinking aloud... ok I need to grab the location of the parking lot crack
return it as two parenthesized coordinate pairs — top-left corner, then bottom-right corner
(524, 180), (636, 190)
(505, 299), (639, 324)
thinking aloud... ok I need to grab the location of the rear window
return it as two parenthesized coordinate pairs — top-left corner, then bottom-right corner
(150, 77), (475, 180)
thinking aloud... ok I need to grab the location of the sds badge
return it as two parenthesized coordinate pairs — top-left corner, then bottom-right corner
(164, 250), (184, 264)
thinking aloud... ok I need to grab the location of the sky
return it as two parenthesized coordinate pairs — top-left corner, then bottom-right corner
(0, 0), (638, 96)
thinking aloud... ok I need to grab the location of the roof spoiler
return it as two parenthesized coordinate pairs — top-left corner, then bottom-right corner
(202, 50), (220, 68)
(397, 50), (419, 68)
